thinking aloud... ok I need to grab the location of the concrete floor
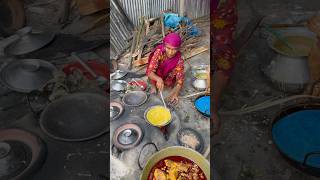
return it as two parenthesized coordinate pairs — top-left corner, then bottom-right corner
(214, 1), (320, 179)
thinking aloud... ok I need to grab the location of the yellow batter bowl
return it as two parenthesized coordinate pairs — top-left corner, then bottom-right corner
(145, 106), (172, 126)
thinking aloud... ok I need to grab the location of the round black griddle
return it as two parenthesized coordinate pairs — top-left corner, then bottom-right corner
(272, 103), (320, 177)
(40, 93), (108, 142)
(122, 91), (148, 107)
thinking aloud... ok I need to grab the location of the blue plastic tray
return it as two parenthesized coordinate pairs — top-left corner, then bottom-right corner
(272, 110), (320, 168)
(194, 96), (210, 117)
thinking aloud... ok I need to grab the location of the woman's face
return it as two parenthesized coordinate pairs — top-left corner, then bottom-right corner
(165, 44), (178, 58)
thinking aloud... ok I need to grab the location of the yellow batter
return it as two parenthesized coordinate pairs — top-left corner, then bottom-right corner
(146, 106), (171, 126)
(195, 72), (208, 79)
(273, 36), (315, 57)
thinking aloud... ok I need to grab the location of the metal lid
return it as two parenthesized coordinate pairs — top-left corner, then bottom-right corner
(110, 70), (127, 80)
(118, 129), (138, 145)
(5, 26), (55, 56)
(113, 123), (143, 150)
(110, 101), (124, 121)
(111, 80), (127, 92)
(0, 59), (57, 93)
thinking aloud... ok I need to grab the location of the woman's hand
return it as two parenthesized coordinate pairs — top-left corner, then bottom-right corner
(156, 78), (164, 91)
(168, 93), (179, 105)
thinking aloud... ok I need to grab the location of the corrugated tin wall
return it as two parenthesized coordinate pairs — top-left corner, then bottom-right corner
(185, 0), (210, 20)
(118, 0), (180, 27)
(110, 0), (134, 59)
(110, 0), (210, 59)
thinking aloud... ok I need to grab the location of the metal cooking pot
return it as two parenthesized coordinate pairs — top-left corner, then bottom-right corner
(192, 64), (209, 74)
(193, 79), (207, 91)
(140, 146), (210, 180)
(264, 28), (316, 93)
(265, 55), (310, 93)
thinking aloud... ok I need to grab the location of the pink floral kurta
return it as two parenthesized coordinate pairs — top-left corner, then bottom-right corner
(146, 48), (185, 87)
(211, 0), (238, 77)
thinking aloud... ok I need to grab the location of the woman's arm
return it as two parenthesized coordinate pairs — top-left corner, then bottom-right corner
(172, 83), (183, 95)
(168, 59), (184, 103)
(211, 0), (238, 135)
(146, 49), (164, 91)
(148, 71), (161, 82)
(148, 71), (164, 91)
(173, 59), (184, 96)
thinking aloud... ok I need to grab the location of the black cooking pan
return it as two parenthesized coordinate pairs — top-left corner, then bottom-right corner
(39, 93), (108, 142)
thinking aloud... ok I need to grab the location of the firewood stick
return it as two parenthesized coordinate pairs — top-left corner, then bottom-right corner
(160, 14), (165, 38)
(128, 31), (138, 70)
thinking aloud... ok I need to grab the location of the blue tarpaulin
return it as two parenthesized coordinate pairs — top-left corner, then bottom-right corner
(163, 13), (201, 37)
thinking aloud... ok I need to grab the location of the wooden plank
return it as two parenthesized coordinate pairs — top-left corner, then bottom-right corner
(133, 56), (149, 67)
(133, 46), (208, 67)
(183, 46), (209, 60)
(128, 30), (138, 70)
